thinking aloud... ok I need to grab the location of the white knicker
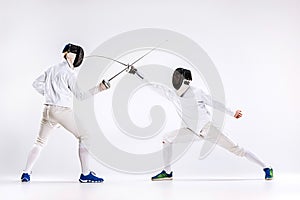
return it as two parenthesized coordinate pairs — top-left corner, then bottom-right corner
(35, 105), (86, 147)
(163, 122), (246, 157)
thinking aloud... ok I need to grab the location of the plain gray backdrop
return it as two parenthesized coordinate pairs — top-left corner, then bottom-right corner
(1, 0), (299, 179)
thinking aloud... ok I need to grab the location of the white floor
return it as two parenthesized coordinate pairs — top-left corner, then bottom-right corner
(1, 174), (299, 200)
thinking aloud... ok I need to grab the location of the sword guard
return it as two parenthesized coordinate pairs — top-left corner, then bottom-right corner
(102, 80), (111, 89)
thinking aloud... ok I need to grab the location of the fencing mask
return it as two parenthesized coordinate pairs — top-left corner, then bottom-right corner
(62, 43), (84, 67)
(172, 68), (192, 90)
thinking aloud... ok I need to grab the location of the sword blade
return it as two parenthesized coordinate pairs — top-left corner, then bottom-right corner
(130, 40), (168, 66)
(85, 55), (128, 67)
(108, 66), (128, 81)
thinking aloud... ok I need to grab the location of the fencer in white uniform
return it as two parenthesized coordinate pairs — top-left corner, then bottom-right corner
(127, 67), (273, 180)
(21, 43), (109, 183)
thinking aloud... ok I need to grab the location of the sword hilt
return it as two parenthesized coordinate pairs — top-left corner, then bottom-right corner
(102, 79), (111, 89)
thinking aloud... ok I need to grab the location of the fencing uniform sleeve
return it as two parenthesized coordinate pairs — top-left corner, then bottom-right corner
(32, 72), (46, 95)
(67, 74), (100, 101)
(198, 89), (234, 116)
(133, 70), (178, 102)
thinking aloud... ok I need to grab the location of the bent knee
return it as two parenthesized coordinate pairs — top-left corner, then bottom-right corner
(77, 135), (88, 143)
(162, 138), (173, 145)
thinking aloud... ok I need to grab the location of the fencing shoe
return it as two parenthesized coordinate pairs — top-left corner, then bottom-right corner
(263, 167), (273, 180)
(21, 172), (30, 182)
(79, 171), (104, 183)
(151, 170), (173, 181)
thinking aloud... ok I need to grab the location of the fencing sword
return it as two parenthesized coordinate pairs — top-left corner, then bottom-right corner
(85, 40), (168, 88)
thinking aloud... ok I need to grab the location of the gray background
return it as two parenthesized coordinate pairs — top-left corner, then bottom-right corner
(1, 0), (299, 179)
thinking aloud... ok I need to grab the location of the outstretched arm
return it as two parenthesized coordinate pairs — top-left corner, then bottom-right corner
(127, 66), (243, 119)
(127, 66), (178, 101)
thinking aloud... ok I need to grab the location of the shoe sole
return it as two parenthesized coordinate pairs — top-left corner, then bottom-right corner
(151, 177), (173, 181)
(79, 179), (104, 183)
(21, 178), (30, 182)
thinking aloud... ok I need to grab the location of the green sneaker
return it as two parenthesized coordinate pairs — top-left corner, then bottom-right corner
(151, 170), (173, 181)
(263, 167), (273, 180)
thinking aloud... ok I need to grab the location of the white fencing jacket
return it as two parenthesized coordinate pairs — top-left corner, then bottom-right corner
(134, 72), (235, 133)
(32, 60), (100, 108)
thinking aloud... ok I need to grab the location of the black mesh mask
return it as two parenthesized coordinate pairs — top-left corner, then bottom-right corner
(172, 68), (192, 90)
(62, 43), (84, 67)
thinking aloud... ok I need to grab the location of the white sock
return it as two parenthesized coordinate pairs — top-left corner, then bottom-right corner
(23, 144), (42, 173)
(163, 142), (172, 173)
(79, 143), (90, 175)
(244, 150), (268, 168)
